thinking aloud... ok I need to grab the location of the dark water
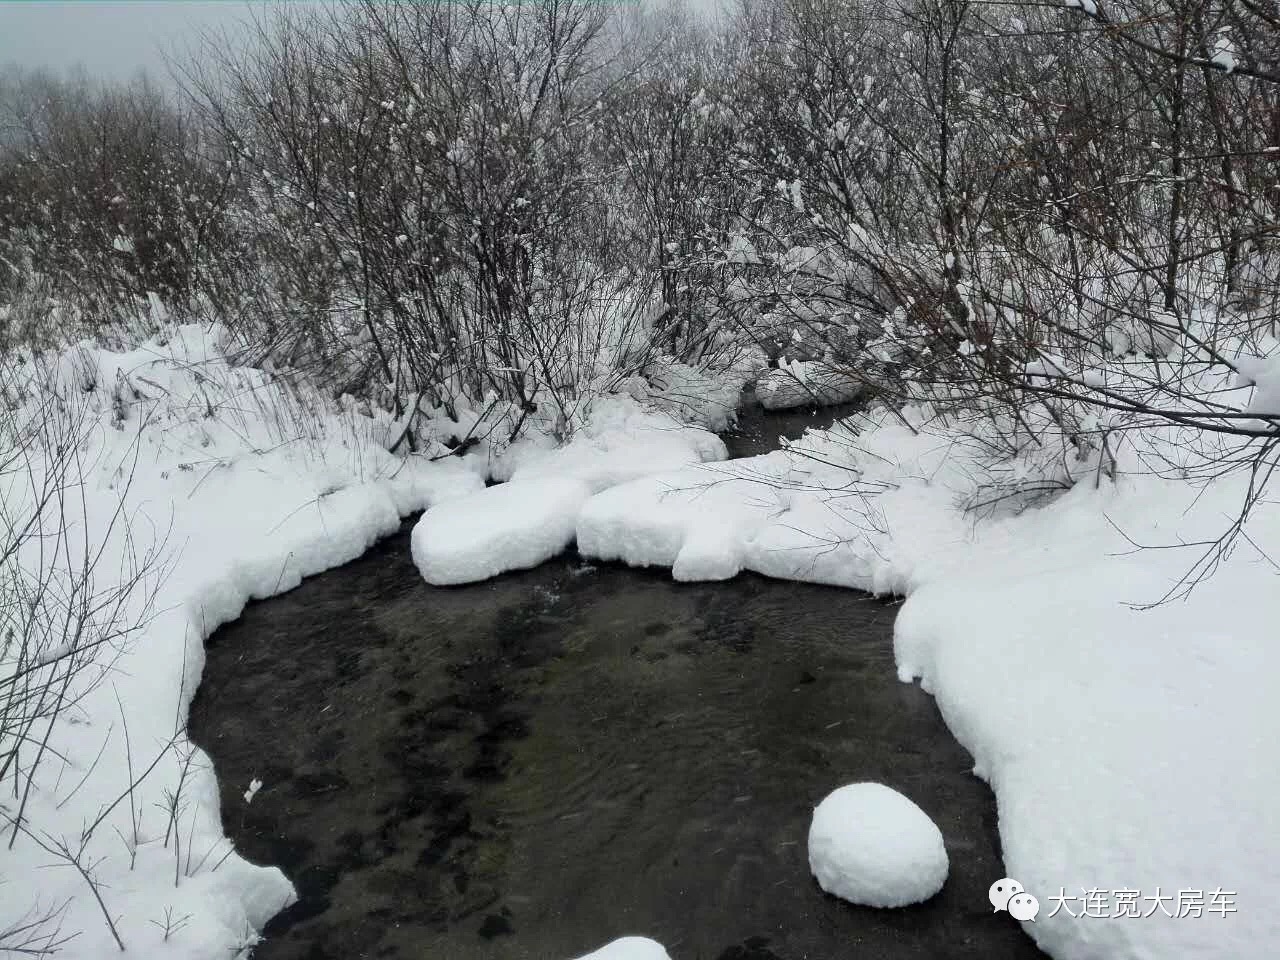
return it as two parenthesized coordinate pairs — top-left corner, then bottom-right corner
(188, 402), (1047, 960)
(720, 395), (862, 458)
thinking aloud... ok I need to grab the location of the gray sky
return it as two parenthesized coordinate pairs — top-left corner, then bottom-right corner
(0, 2), (276, 83)
(0, 1), (722, 87)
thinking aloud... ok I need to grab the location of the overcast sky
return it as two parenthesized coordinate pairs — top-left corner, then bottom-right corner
(0, 1), (721, 87)
(0, 2), (279, 83)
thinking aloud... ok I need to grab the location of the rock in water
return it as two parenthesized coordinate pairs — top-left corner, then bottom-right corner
(807, 782), (948, 907)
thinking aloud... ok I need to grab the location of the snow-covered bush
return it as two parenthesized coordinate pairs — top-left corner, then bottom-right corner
(715, 0), (1280, 539)
(4, 0), (1280, 561)
(189, 0), (708, 448)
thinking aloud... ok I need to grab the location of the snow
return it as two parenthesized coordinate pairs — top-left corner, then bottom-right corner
(780, 244), (828, 275)
(1232, 344), (1280, 429)
(621, 356), (764, 434)
(808, 782), (949, 908)
(413, 475), (594, 585)
(242, 778), (263, 805)
(725, 232), (761, 266)
(412, 395), (728, 586)
(893, 467), (1280, 958)
(571, 937), (673, 960)
(1212, 33), (1238, 74)
(756, 358), (864, 410)
(576, 413), (955, 590)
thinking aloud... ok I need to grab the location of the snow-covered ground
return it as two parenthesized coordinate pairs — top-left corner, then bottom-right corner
(5, 323), (1277, 960)
(893, 464), (1280, 959)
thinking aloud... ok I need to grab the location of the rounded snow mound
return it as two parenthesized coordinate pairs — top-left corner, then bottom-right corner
(808, 782), (948, 908)
(570, 937), (671, 960)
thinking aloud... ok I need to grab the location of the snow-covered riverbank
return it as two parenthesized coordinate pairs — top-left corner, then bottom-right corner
(4, 326), (1276, 960)
(1, 326), (502, 956)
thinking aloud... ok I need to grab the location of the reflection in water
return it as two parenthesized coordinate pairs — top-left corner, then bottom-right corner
(187, 403), (1047, 960)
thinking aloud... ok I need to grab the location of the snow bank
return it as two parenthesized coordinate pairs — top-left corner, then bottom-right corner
(571, 937), (673, 960)
(894, 469), (1280, 960)
(413, 476), (594, 585)
(1, 327), (483, 959)
(620, 355), (763, 433)
(808, 782), (948, 908)
(412, 396), (727, 586)
(577, 409), (967, 589)
(755, 359), (864, 411)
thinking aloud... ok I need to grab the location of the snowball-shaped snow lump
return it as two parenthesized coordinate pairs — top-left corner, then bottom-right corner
(570, 938), (672, 960)
(808, 782), (949, 908)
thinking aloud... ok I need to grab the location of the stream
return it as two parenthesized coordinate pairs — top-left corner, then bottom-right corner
(188, 401), (1048, 960)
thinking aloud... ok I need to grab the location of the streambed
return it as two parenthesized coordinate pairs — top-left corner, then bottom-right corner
(188, 403), (1047, 960)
